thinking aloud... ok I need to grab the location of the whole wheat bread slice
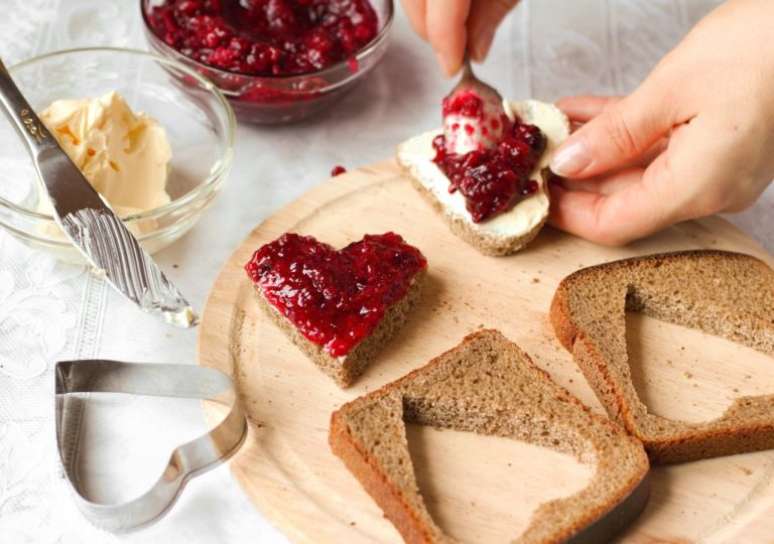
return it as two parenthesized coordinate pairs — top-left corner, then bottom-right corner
(396, 100), (569, 256)
(550, 250), (774, 464)
(330, 329), (650, 543)
(255, 269), (426, 388)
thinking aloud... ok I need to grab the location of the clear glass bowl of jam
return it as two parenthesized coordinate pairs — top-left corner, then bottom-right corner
(141, 0), (394, 124)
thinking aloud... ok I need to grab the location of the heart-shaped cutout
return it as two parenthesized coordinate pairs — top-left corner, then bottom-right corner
(551, 250), (774, 464)
(330, 330), (650, 543)
(405, 424), (594, 542)
(55, 360), (246, 532)
(245, 232), (427, 387)
(625, 312), (774, 424)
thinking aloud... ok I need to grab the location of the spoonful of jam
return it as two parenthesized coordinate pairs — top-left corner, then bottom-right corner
(441, 57), (510, 155)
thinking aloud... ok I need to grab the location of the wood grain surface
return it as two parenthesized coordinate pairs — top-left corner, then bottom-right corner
(198, 160), (774, 544)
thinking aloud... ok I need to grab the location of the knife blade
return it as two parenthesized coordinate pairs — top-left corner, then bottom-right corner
(0, 57), (197, 328)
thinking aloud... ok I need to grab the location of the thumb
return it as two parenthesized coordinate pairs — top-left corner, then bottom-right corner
(550, 86), (677, 179)
(467, 0), (519, 61)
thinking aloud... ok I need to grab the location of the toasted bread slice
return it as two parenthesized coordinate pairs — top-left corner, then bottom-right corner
(397, 100), (569, 256)
(330, 329), (650, 543)
(550, 250), (774, 464)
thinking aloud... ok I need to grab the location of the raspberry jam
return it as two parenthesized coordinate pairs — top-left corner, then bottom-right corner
(330, 164), (347, 176)
(245, 232), (426, 357)
(442, 89), (486, 118)
(434, 107), (546, 223)
(145, 0), (379, 76)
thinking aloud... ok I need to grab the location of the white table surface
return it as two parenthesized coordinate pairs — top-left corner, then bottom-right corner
(0, 1), (771, 543)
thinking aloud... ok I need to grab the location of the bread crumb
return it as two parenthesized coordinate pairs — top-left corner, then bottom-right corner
(741, 467), (753, 476)
(684, 371), (693, 379)
(531, 277), (540, 284)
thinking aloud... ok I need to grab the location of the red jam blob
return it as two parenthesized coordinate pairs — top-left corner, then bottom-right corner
(330, 164), (347, 176)
(432, 121), (547, 223)
(245, 232), (427, 357)
(442, 89), (485, 119)
(145, 0), (379, 76)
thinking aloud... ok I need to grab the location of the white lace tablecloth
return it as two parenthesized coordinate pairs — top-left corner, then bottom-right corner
(0, 1), (771, 542)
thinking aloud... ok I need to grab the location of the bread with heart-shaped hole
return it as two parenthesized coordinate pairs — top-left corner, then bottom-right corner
(550, 250), (774, 464)
(330, 329), (650, 543)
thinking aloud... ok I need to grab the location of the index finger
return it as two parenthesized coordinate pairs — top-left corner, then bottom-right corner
(548, 153), (683, 245)
(426, 0), (471, 76)
(401, 0), (428, 40)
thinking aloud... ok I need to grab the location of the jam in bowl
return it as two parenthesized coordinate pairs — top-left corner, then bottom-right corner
(141, 0), (394, 124)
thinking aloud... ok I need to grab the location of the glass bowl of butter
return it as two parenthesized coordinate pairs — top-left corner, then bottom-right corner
(0, 47), (235, 262)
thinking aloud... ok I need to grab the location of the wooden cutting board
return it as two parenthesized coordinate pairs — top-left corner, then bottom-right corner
(198, 159), (774, 544)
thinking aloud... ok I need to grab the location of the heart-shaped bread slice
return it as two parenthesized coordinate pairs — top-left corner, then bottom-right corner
(330, 330), (650, 543)
(245, 232), (427, 388)
(550, 250), (774, 464)
(397, 100), (570, 256)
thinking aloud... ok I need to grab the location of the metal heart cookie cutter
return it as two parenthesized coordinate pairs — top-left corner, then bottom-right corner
(55, 360), (246, 533)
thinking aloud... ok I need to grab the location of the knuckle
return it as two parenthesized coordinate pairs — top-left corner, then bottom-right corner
(589, 200), (631, 246)
(594, 232), (630, 246)
(694, 191), (729, 217)
(603, 108), (641, 158)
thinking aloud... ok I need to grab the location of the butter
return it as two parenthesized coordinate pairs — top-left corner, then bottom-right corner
(38, 91), (172, 219)
(398, 99), (570, 237)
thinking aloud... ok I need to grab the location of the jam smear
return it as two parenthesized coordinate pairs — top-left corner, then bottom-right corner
(146, 0), (379, 76)
(433, 117), (546, 223)
(245, 232), (426, 357)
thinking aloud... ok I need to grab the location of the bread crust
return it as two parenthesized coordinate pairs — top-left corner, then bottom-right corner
(549, 250), (774, 464)
(330, 406), (439, 544)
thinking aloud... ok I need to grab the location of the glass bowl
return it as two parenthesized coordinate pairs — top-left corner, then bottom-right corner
(141, 0), (394, 124)
(0, 47), (235, 263)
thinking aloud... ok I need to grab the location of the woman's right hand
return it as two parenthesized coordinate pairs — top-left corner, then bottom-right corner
(400, 0), (519, 76)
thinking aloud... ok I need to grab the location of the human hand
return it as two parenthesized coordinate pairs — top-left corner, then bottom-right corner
(400, 0), (519, 76)
(548, 0), (774, 246)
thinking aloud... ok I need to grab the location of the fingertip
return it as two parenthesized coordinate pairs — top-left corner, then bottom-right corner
(426, 0), (469, 76)
(435, 51), (462, 77)
(549, 138), (592, 178)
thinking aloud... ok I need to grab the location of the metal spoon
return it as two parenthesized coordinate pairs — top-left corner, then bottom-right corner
(444, 55), (503, 107)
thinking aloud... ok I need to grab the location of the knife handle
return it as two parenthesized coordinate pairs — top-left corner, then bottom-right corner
(0, 57), (58, 159)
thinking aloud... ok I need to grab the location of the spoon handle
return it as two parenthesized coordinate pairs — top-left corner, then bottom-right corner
(0, 57), (57, 159)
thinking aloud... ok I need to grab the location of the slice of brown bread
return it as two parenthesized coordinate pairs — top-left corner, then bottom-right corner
(256, 269), (426, 388)
(330, 329), (650, 543)
(396, 100), (569, 257)
(550, 250), (774, 464)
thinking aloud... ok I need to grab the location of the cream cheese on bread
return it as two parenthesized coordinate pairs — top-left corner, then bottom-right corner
(398, 99), (569, 238)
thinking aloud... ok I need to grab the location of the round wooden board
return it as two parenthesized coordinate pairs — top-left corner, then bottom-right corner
(198, 159), (774, 544)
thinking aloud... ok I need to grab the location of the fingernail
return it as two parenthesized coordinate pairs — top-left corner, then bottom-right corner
(471, 29), (495, 61)
(436, 51), (455, 77)
(550, 139), (591, 177)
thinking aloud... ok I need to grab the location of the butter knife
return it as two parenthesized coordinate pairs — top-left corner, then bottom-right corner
(0, 58), (197, 327)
